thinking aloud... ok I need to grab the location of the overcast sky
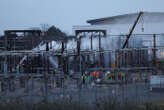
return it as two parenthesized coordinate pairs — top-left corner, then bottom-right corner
(0, 0), (164, 35)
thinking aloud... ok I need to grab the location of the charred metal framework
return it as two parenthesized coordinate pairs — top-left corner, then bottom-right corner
(2, 30), (42, 50)
(0, 31), (160, 75)
(0, 30), (160, 72)
(0, 28), (163, 97)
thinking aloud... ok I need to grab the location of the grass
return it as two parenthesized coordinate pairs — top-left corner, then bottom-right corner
(0, 98), (163, 110)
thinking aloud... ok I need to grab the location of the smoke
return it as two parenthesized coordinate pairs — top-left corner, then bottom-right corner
(48, 55), (58, 68)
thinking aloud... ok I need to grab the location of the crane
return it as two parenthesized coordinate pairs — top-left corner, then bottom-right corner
(112, 11), (144, 69)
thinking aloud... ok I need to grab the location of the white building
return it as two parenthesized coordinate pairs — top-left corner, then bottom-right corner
(73, 12), (164, 35)
(72, 12), (164, 59)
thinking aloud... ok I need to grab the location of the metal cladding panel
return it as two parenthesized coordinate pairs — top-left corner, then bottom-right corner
(150, 75), (164, 89)
(73, 22), (164, 35)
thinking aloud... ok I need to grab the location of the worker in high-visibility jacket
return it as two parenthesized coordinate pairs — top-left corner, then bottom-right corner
(82, 74), (86, 84)
(86, 75), (90, 84)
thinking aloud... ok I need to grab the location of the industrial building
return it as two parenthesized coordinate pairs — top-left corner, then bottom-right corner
(0, 12), (164, 102)
(73, 12), (164, 35)
(71, 11), (164, 91)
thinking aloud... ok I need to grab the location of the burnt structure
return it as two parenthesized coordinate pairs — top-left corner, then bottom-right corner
(0, 30), (42, 50)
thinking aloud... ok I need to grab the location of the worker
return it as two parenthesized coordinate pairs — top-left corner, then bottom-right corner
(82, 74), (86, 84)
(87, 75), (90, 84)
(54, 69), (57, 75)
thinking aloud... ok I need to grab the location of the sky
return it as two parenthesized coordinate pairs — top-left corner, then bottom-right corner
(0, 0), (164, 35)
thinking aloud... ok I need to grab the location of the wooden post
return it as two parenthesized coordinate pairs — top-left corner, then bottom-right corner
(4, 31), (8, 50)
(78, 37), (81, 56)
(153, 34), (157, 75)
(82, 55), (85, 73)
(46, 42), (49, 51)
(99, 32), (101, 67)
(61, 41), (64, 53)
(47, 55), (50, 73)
(91, 33), (93, 51)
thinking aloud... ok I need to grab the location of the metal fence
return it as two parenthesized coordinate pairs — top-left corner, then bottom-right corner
(0, 78), (164, 105)
(0, 34), (163, 105)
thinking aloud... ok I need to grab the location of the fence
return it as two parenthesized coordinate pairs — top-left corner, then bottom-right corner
(0, 78), (164, 105)
(0, 34), (164, 105)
